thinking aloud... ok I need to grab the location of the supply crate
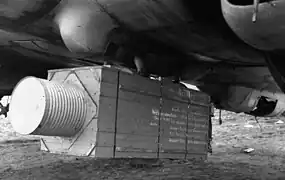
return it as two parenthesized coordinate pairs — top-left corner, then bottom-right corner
(39, 66), (210, 160)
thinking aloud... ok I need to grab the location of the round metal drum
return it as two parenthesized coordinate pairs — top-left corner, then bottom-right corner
(9, 76), (87, 137)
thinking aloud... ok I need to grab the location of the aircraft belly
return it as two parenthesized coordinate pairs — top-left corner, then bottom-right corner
(221, 0), (285, 51)
(98, 0), (265, 64)
(0, 0), (267, 65)
(96, 0), (192, 30)
(143, 24), (265, 64)
(0, 0), (61, 26)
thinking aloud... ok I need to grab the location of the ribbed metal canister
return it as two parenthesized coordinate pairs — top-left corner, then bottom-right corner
(9, 76), (87, 137)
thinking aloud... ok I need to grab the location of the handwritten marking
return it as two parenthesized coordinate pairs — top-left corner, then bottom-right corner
(169, 138), (185, 144)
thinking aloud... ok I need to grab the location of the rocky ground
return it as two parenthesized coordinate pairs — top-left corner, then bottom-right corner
(1, 111), (285, 179)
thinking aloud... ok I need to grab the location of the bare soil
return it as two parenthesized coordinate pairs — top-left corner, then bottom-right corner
(1, 112), (285, 180)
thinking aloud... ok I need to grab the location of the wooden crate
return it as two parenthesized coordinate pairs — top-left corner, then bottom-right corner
(40, 66), (210, 160)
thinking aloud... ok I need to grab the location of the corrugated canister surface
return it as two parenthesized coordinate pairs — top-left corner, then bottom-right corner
(9, 76), (87, 137)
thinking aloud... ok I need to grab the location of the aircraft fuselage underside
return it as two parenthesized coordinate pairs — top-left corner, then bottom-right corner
(1, 0), (285, 118)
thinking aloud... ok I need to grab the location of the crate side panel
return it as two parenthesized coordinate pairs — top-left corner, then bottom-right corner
(188, 104), (209, 156)
(186, 132), (208, 154)
(190, 104), (210, 116)
(159, 99), (188, 153)
(188, 114), (209, 133)
(119, 72), (161, 96)
(186, 111), (209, 142)
(190, 90), (210, 106)
(186, 142), (208, 153)
(185, 131), (208, 142)
(117, 91), (160, 136)
(189, 114), (209, 124)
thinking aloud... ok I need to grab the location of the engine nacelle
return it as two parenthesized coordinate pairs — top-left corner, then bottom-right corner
(221, 0), (285, 51)
(55, 1), (117, 53)
(215, 86), (285, 117)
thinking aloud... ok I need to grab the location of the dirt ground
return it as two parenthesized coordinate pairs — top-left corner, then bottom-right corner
(2, 111), (285, 180)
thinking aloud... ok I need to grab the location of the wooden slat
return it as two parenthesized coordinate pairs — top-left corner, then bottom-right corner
(160, 100), (188, 134)
(115, 134), (158, 153)
(190, 90), (210, 106)
(186, 153), (207, 160)
(159, 153), (186, 159)
(159, 137), (186, 154)
(186, 131), (208, 142)
(97, 97), (117, 132)
(161, 82), (190, 103)
(115, 151), (157, 158)
(189, 114), (209, 123)
(187, 142), (207, 153)
(91, 147), (114, 158)
(119, 72), (161, 97)
(118, 89), (161, 103)
(187, 122), (208, 132)
(161, 98), (189, 114)
(101, 67), (119, 84)
(117, 92), (160, 136)
(190, 104), (210, 116)
(159, 99), (188, 154)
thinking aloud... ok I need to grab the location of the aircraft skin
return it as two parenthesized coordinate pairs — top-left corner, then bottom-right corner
(0, 0), (285, 117)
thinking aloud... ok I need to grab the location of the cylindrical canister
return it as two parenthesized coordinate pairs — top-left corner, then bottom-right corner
(9, 76), (87, 137)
